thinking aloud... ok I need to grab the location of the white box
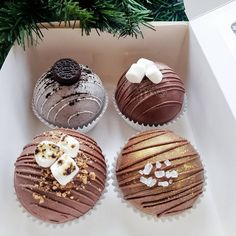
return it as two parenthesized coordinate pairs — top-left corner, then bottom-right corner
(0, 0), (235, 235)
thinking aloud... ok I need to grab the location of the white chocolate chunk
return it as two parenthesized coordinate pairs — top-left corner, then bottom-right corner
(156, 161), (162, 169)
(125, 63), (145, 83)
(139, 163), (153, 175)
(154, 170), (165, 178)
(140, 176), (157, 187)
(158, 181), (169, 187)
(50, 154), (79, 185)
(57, 135), (80, 158)
(145, 64), (163, 84)
(164, 159), (171, 166)
(35, 141), (62, 168)
(137, 58), (155, 70)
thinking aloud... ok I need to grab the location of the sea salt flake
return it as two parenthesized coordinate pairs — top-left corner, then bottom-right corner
(164, 160), (171, 166)
(154, 170), (165, 178)
(139, 163), (153, 175)
(158, 181), (169, 187)
(156, 161), (162, 169)
(140, 176), (157, 187)
(169, 179), (173, 184)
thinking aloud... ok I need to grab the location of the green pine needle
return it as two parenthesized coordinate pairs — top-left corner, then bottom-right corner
(0, 0), (187, 69)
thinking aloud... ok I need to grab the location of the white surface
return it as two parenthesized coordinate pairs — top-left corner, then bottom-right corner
(184, 0), (233, 19)
(0, 22), (235, 236)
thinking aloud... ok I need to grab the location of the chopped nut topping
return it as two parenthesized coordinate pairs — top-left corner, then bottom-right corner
(32, 193), (45, 204)
(89, 172), (96, 180)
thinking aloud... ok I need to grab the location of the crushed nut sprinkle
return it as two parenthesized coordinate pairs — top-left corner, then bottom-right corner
(32, 193), (45, 204)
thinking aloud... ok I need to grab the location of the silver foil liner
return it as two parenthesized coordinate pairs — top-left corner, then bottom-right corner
(15, 158), (110, 227)
(32, 92), (109, 134)
(113, 92), (187, 132)
(111, 131), (207, 222)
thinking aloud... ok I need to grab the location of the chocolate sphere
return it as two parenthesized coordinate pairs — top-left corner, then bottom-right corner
(14, 128), (107, 224)
(33, 60), (106, 129)
(115, 62), (185, 125)
(116, 129), (205, 217)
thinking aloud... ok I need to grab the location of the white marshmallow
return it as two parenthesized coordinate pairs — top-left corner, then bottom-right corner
(50, 154), (79, 186)
(158, 181), (169, 187)
(57, 135), (80, 158)
(35, 141), (62, 168)
(140, 176), (157, 187)
(145, 64), (163, 84)
(164, 159), (171, 166)
(125, 63), (145, 83)
(139, 163), (153, 175)
(137, 58), (155, 70)
(155, 161), (162, 169)
(154, 170), (165, 178)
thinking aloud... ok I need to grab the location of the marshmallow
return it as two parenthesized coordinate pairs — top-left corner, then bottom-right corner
(125, 63), (145, 83)
(57, 135), (80, 158)
(166, 170), (178, 178)
(155, 161), (162, 169)
(139, 163), (153, 175)
(50, 154), (79, 186)
(164, 159), (171, 166)
(145, 64), (163, 84)
(35, 141), (62, 168)
(154, 170), (165, 178)
(137, 58), (155, 70)
(158, 181), (169, 187)
(140, 176), (157, 187)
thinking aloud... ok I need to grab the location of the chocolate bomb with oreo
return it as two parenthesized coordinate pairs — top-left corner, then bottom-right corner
(115, 62), (185, 126)
(33, 58), (106, 129)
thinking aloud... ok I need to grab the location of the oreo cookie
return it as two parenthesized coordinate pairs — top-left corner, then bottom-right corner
(52, 58), (81, 85)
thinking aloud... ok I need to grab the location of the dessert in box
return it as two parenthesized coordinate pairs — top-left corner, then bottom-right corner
(32, 58), (107, 131)
(14, 128), (107, 224)
(116, 129), (205, 217)
(115, 59), (185, 128)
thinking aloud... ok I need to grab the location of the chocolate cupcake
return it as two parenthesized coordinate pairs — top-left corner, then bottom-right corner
(33, 58), (107, 132)
(14, 128), (107, 224)
(115, 59), (185, 129)
(116, 129), (205, 217)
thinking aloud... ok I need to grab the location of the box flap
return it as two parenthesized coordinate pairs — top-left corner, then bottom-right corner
(184, 0), (233, 20)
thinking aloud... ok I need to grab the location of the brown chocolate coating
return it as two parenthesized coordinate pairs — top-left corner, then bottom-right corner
(115, 63), (185, 125)
(14, 129), (107, 224)
(116, 129), (205, 217)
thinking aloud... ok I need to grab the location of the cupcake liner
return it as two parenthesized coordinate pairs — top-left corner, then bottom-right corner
(111, 131), (207, 222)
(32, 92), (109, 134)
(113, 92), (187, 131)
(15, 158), (110, 227)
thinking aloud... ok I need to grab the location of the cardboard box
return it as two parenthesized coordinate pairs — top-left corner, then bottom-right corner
(0, 0), (235, 235)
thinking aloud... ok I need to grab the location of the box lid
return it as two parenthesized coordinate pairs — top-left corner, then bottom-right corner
(184, 0), (233, 20)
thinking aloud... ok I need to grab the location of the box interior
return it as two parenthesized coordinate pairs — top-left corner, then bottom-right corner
(0, 22), (235, 235)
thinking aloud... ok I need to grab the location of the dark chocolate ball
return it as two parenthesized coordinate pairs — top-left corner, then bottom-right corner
(115, 62), (185, 126)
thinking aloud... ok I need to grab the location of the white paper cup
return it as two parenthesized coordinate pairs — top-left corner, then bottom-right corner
(113, 92), (187, 132)
(32, 92), (109, 134)
(112, 131), (207, 222)
(15, 158), (110, 227)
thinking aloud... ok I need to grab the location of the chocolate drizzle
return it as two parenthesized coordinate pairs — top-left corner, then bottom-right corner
(115, 63), (185, 125)
(116, 129), (205, 217)
(14, 129), (107, 224)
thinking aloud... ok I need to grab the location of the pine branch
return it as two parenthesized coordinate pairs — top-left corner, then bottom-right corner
(0, 0), (187, 69)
